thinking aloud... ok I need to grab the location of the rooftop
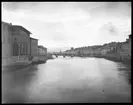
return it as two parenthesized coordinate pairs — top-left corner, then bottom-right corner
(38, 45), (47, 49)
(2, 21), (31, 34)
(2, 21), (12, 26)
(12, 25), (32, 34)
(30, 37), (38, 40)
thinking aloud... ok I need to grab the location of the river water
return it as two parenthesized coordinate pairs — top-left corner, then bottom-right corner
(2, 56), (131, 103)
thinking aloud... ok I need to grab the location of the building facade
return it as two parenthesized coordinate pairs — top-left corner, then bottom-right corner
(100, 44), (110, 55)
(118, 35), (131, 56)
(38, 45), (47, 56)
(12, 25), (31, 56)
(30, 37), (38, 56)
(2, 22), (13, 58)
(2, 21), (34, 66)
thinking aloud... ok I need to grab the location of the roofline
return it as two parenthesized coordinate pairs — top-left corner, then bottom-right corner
(2, 21), (12, 26)
(30, 37), (38, 40)
(12, 25), (32, 34)
(38, 45), (47, 49)
(38, 45), (43, 47)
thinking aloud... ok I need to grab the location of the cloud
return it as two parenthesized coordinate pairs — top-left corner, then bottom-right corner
(2, 2), (40, 12)
(99, 22), (119, 36)
(2, 2), (91, 23)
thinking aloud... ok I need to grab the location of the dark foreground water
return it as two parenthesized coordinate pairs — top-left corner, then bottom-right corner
(2, 57), (131, 103)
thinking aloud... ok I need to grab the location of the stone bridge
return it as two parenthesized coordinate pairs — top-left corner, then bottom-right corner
(50, 52), (85, 58)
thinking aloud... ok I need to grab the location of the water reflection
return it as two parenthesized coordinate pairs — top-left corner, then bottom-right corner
(117, 63), (131, 84)
(2, 57), (131, 103)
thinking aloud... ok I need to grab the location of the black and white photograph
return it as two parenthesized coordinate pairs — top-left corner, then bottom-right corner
(2, 2), (131, 103)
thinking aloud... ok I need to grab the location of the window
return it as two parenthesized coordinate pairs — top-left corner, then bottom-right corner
(8, 36), (10, 44)
(22, 44), (24, 55)
(25, 44), (27, 55)
(20, 44), (23, 55)
(23, 44), (26, 55)
(13, 43), (19, 56)
(20, 44), (25, 55)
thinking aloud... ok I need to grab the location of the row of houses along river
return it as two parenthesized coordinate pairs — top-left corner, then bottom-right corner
(2, 21), (131, 103)
(2, 21), (53, 70)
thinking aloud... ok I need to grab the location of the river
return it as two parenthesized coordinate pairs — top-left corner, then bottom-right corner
(2, 56), (131, 103)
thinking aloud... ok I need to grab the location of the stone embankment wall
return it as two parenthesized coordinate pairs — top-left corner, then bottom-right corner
(2, 54), (54, 71)
(2, 56), (30, 67)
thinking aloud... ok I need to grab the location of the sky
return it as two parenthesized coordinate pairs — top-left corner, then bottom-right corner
(2, 2), (131, 52)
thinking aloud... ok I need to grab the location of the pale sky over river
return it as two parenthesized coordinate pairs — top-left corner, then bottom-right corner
(2, 2), (131, 52)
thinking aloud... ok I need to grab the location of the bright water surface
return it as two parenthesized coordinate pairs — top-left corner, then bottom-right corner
(2, 56), (131, 103)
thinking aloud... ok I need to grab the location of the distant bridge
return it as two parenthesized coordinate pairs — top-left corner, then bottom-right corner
(50, 52), (86, 58)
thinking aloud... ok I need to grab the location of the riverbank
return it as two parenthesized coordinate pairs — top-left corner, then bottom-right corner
(31, 54), (54, 65)
(92, 53), (131, 65)
(74, 53), (131, 65)
(2, 54), (54, 72)
(103, 55), (131, 65)
(102, 53), (130, 64)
